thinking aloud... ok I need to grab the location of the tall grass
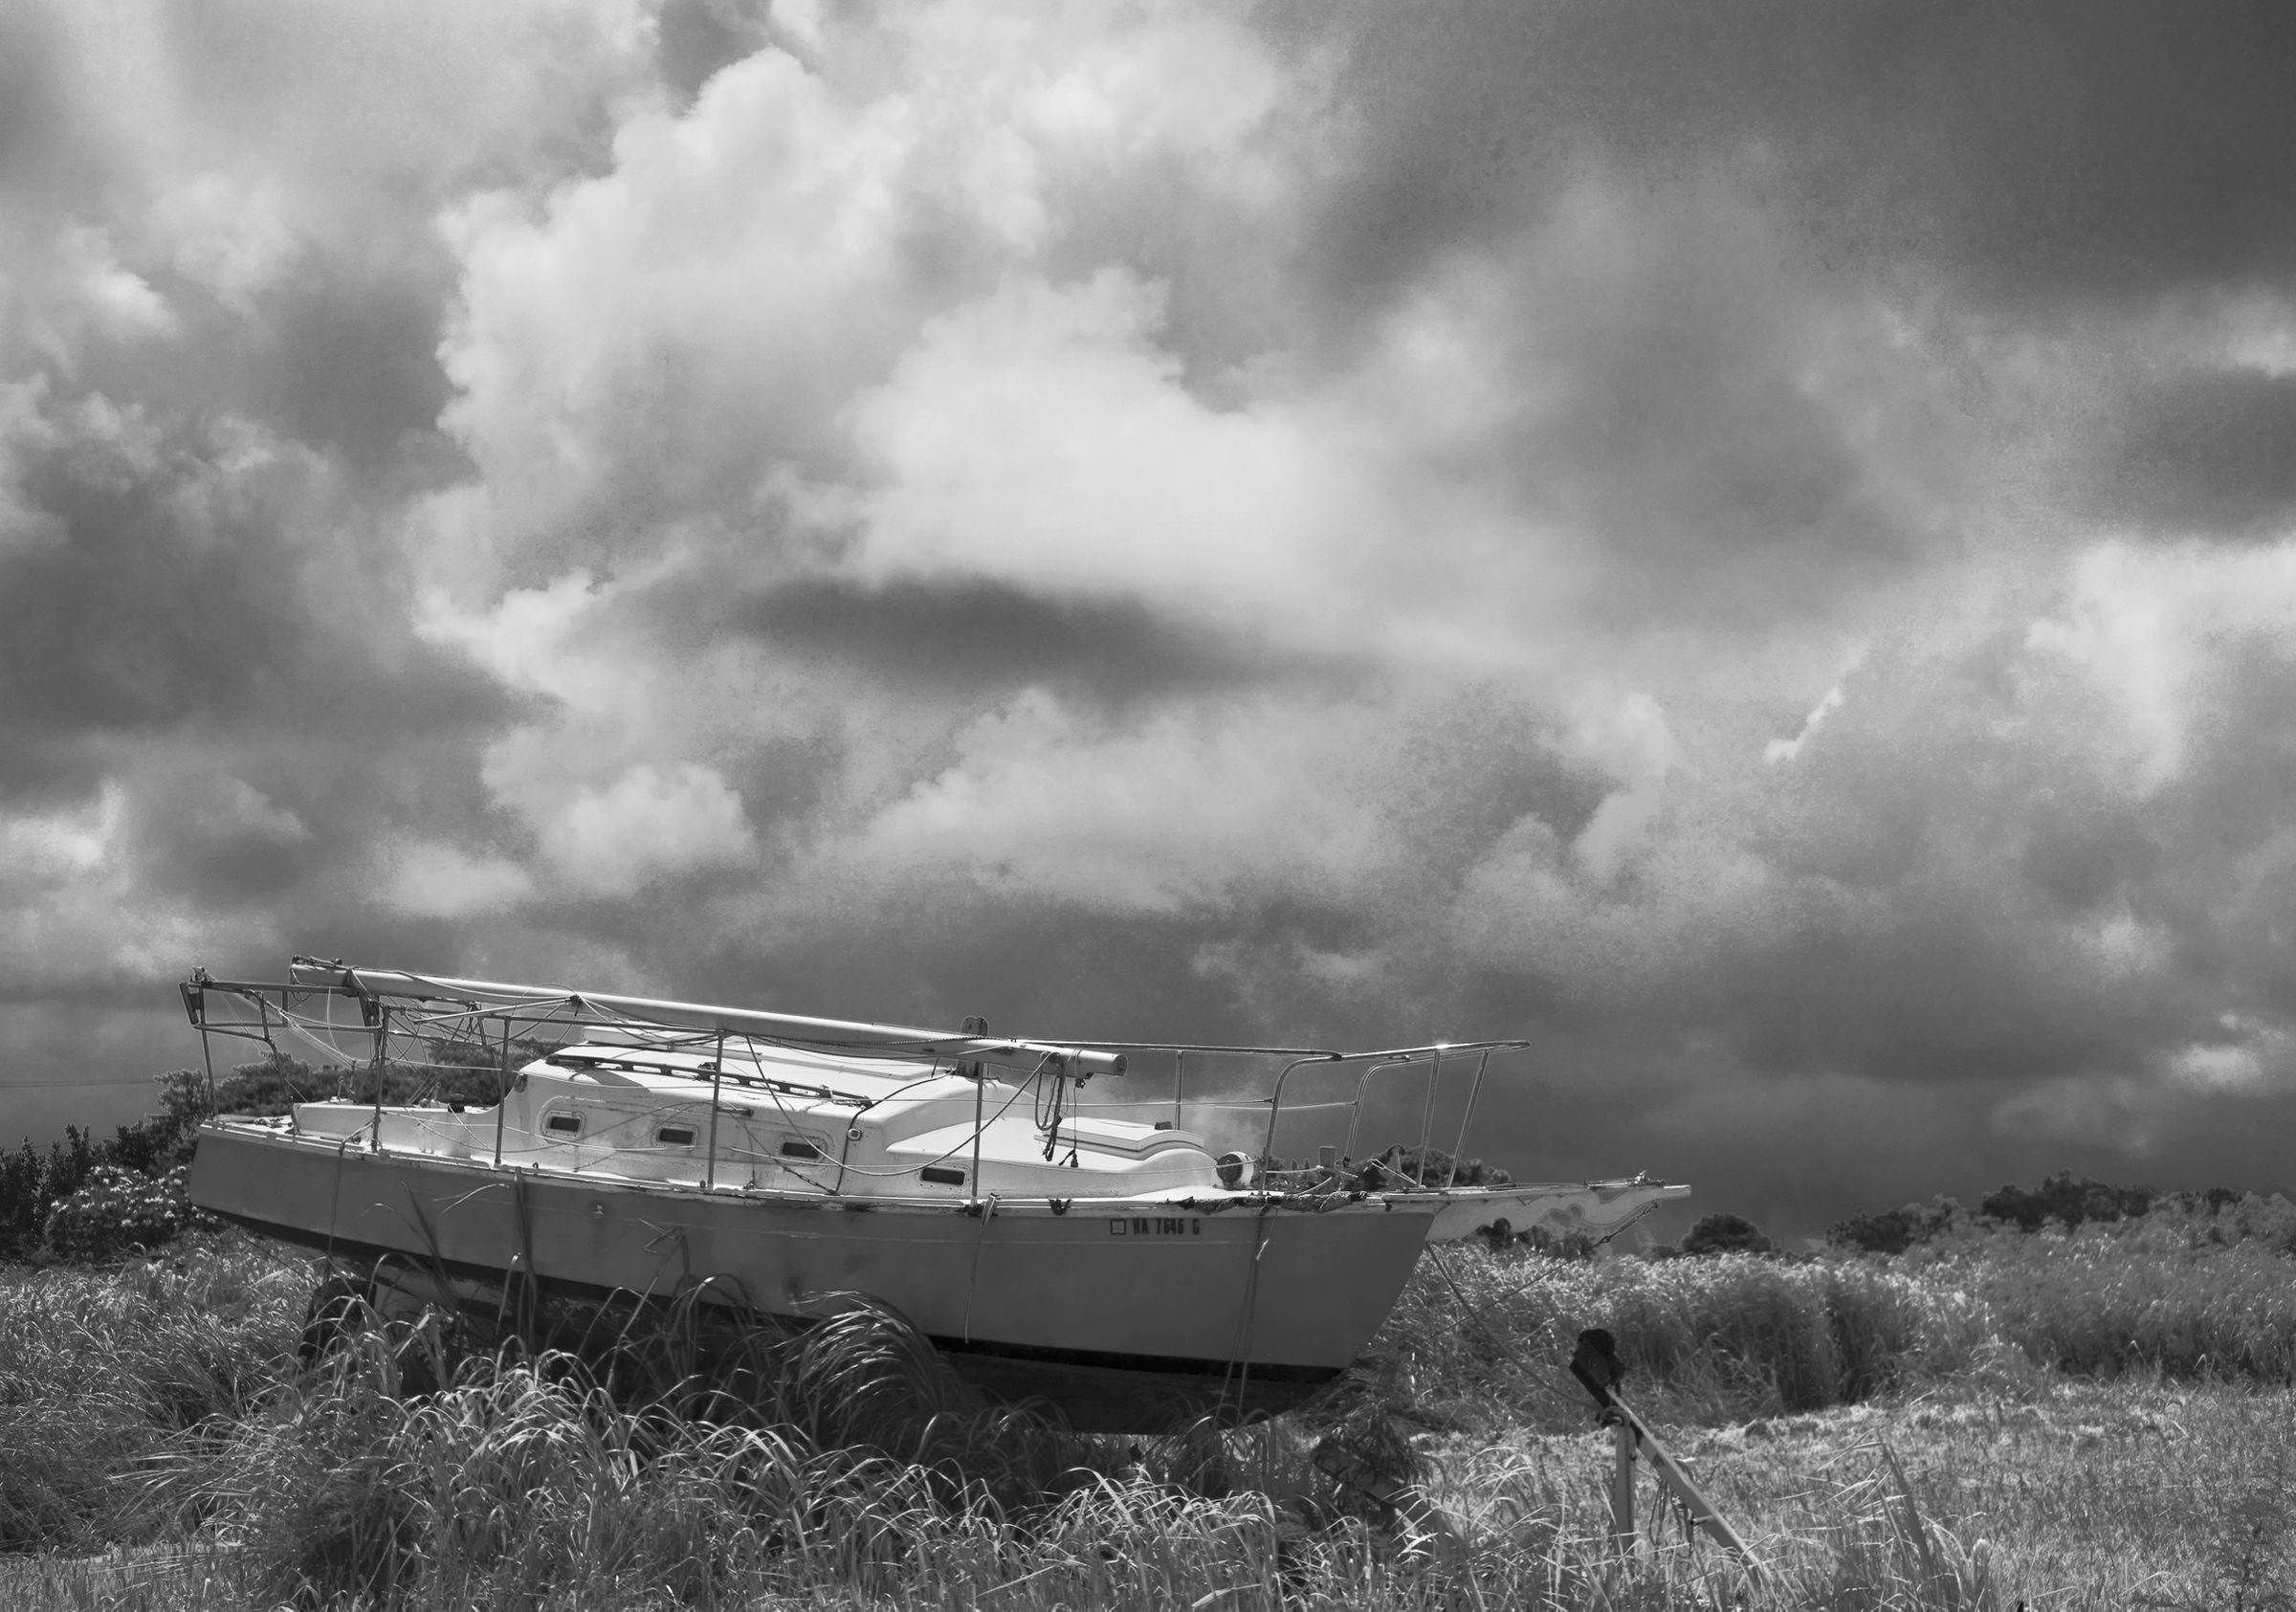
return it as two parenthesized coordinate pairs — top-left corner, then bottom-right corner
(1914, 1227), (2296, 1380)
(1373, 1226), (2296, 1437)
(0, 1232), (301, 1552)
(12, 1223), (2296, 1606)
(120, 1336), (2033, 1612)
(1368, 1248), (1994, 1433)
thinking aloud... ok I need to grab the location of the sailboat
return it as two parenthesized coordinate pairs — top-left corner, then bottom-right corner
(182, 959), (1687, 1429)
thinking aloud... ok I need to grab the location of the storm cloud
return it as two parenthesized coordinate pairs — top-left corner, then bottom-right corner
(6, 0), (2296, 1237)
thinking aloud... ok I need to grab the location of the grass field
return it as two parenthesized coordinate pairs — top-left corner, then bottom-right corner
(5, 1221), (2296, 1609)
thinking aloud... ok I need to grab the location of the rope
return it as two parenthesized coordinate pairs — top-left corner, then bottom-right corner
(1219, 1202), (1276, 1423)
(1426, 1244), (1534, 1373)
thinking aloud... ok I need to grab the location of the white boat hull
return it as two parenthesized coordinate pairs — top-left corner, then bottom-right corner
(190, 1121), (1436, 1430)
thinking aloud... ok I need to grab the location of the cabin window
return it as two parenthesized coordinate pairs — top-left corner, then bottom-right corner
(779, 1138), (823, 1159)
(544, 1113), (582, 1136)
(920, 1165), (965, 1186)
(656, 1125), (696, 1147)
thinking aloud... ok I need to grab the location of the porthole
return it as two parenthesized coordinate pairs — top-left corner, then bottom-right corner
(544, 1113), (582, 1137)
(779, 1138), (823, 1159)
(656, 1125), (696, 1147)
(920, 1165), (965, 1186)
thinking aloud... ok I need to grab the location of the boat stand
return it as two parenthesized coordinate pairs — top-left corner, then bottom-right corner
(1569, 1328), (1760, 1576)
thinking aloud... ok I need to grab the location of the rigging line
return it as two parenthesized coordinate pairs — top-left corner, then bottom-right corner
(732, 1058), (1046, 1182)
(748, 1070), (1041, 1181)
(1220, 1203), (1276, 1424)
(736, 1064), (840, 1194)
(733, 1049), (1052, 1183)
(266, 1004), (386, 1069)
(1029, 1047), (1072, 1160)
(1424, 1244), (1534, 1375)
(849, 1063), (1045, 1180)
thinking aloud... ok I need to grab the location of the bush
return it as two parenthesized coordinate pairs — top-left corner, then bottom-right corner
(45, 1164), (206, 1263)
(0, 1127), (97, 1262)
(2, 1073), (212, 1263)
(1679, 1212), (1772, 1256)
(1828, 1195), (1966, 1255)
(207, 1054), (336, 1116)
(1367, 1145), (1513, 1188)
(1981, 1171), (2156, 1232)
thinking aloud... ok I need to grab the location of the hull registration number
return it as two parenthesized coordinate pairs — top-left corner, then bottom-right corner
(1109, 1216), (1202, 1236)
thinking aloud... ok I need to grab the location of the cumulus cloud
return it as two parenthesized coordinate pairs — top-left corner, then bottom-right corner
(384, 841), (536, 920)
(0, 784), (271, 988)
(8, 0), (2296, 1235)
(851, 688), (1392, 914)
(533, 762), (758, 896)
(2026, 540), (2296, 792)
(849, 272), (1349, 626)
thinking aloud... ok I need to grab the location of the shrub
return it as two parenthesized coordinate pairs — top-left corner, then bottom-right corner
(1679, 1212), (1773, 1256)
(1368, 1145), (1513, 1188)
(0, 1138), (44, 1258)
(210, 1054), (342, 1115)
(1828, 1195), (1967, 1254)
(1980, 1170), (2155, 1231)
(45, 1164), (205, 1263)
(0, 1127), (97, 1263)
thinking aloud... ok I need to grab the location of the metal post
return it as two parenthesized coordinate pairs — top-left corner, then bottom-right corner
(1615, 1393), (1758, 1567)
(492, 1016), (510, 1169)
(369, 1005), (388, 1153)
(1446, 1050), (1491, 1188)
(959, 1015), (989, 1201)
(197, 1031), (219, 1116)
(970, 1063), (985, 1203)
(1172, 1048), (1186, 1131)
(1260, 1053), (1345, 1165)
(1338, 1059), (1410, 1163)
(1416, 1045), (1445, 1177)
(705, 1032), (725, 1191)
(1611, 1417), (1637, 1549)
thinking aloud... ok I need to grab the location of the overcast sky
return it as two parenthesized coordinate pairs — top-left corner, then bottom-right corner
(6, 0), (2296, 1238)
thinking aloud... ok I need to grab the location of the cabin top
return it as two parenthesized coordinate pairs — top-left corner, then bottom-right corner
(526, 1040), (940, 1108)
